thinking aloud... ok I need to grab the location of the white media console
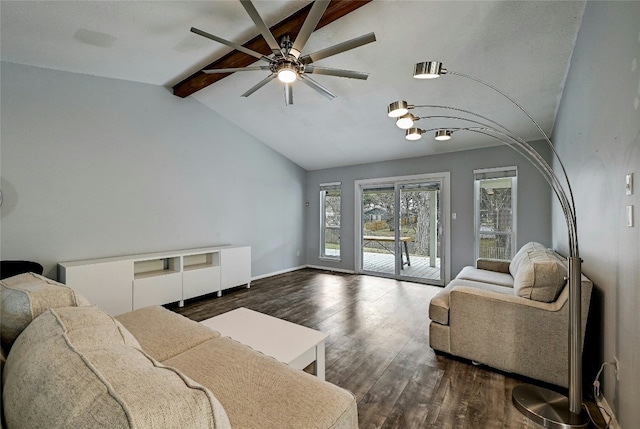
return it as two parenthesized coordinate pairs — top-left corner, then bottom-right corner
(58, 245), (251, 315)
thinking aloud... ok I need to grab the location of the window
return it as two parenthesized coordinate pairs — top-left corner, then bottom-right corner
(474, 167), (517, 260)
(320, 183), (341, 260)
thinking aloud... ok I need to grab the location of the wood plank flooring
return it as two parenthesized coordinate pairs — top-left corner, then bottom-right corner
(168, 268), (602, 429)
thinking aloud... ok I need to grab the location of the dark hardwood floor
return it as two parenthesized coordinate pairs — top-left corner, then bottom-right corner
(169, 268), (603, 429)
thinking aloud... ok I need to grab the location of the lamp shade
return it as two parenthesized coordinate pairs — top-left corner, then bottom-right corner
(396, 114), (416, 129)
(388, 100), (410, 118)
(435, 129), (453, 141)
(414, 61), (446, 79)
(405, 128), (423, 140)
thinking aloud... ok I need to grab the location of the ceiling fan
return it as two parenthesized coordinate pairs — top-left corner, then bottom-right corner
(191, 0), (376, 105)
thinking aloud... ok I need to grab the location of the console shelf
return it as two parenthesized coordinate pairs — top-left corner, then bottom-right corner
(183, 253), (219, 271)
(134, 257), (181, 279)
(59, 245), (251, 315)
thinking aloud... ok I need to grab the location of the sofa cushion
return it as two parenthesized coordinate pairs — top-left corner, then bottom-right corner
(456, 266), (514, 287)
(509, 241), (545, 278)
(429, 279), (515, 325)
(3, 306), (231, 429)
(116, 305), (220, 362)
(513, 249), (566, 302)
(164, 336), (358, 429)
(475, 258), (510, 273)
(0, 272), (90, 346)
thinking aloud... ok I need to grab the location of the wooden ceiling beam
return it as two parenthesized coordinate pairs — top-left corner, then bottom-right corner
(172, 0), (372, 98)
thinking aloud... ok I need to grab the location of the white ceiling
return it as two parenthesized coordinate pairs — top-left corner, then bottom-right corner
(1, 1), (586, 170)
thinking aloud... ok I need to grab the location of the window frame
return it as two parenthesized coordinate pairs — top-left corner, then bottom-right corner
(473, 167), (518, 261)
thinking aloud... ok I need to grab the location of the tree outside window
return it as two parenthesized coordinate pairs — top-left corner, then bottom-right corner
(474, 168), (517, 260)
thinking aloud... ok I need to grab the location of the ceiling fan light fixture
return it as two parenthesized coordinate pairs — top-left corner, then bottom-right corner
(414, 61), (447, 79)
(405, 128), (424, 141)
(277, 65), (298, 83)
(396, 113), (417, 129)
(435, 129), (453, 141)
(388, 100), (410, 118)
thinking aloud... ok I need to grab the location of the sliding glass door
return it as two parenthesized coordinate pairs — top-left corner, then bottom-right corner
(398, 182), (442, 283)
(356, 173), (449, 285)
(361, 185), (396, 276)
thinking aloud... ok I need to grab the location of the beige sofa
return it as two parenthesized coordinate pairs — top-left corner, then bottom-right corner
(429, 242), (593, 388)
(1, 273), (358, 429)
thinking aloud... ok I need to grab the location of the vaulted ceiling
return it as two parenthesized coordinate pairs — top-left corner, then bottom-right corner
(1, 1), (586, 170)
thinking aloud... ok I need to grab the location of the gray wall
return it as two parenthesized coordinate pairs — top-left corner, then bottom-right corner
(0, 62), (307, 279)
(551, 1), (640, 426)
(306, 142), (552, 278)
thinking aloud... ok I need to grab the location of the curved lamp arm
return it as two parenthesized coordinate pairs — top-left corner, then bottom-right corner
(397, 103), (579, 254)
(447, 71), (576, 217)
(408, 117), (577, 250)
(447, 70), (578, 255)
(394, 62), (586, 424)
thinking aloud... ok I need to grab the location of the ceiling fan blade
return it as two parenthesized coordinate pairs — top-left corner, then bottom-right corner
(300, 32), (376, 65)
(298, 75), (336, 100)
(304, 65), (369, 80)
(191, 27), (271, 63)
(284, 83), (293, 106)
(289, 0), (330, 59)
(241, 74), (277, 97)
(239, 0), (284, 57)
(202, 66), (270, 74)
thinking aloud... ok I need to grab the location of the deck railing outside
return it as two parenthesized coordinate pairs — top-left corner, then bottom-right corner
(479, 243), (511, 260)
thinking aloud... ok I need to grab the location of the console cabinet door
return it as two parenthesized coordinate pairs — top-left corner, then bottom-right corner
(183, 266), (221, 300)
(221, 247), (251, 290)
(59, 261), (133, 316)
(133, 272), (182, 310)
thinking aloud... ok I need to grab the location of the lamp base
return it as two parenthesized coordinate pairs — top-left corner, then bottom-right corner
(512, 385), (589, 429)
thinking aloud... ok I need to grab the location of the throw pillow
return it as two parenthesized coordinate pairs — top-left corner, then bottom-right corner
(513, 249), (567, 302)
(509, 241), (545, 278)
(0, 272), (90, 347)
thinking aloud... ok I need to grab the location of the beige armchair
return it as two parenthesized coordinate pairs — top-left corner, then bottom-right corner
(429, 242), (593, 388)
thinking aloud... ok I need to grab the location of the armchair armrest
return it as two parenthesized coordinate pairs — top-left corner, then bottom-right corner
(475, 258), (510, 273)
(448, 285), (570, 386)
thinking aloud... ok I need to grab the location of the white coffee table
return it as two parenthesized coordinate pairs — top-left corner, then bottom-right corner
(200, 307), (329, 380)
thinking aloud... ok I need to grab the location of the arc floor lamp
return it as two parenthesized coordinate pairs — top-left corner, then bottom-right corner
(388, 61), (587, 428)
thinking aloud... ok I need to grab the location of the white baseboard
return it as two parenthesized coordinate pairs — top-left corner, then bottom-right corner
(251, 265), (306, 281)
(595, 395), (620, 429)
(251, 264), (355, 283)
(305, 264), (355, 274)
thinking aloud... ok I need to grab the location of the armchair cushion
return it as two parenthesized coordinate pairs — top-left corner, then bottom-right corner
(456, 266), (514, 287)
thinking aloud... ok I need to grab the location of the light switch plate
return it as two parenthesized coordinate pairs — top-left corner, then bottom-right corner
(627, 205), (634, 227)
(626, 173), (633, 195)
